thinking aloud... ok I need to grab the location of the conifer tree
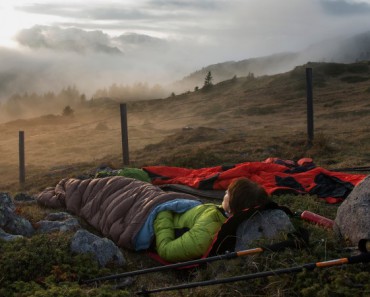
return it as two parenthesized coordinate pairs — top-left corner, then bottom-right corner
(203, 71), (213, 88)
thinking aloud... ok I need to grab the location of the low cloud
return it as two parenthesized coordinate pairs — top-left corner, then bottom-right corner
(321, 0), (370, 15)
(0, 26), (197, 101)
(16, 26), (122, 54)
(1, 0), (370, 104)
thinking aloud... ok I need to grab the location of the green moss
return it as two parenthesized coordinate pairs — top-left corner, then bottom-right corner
(1, 282), (128, 297)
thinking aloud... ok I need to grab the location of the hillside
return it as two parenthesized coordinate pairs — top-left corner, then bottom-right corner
(175, 30), (370, 92)
(0, 61), (370, 296)
(1, 61), (370, 194)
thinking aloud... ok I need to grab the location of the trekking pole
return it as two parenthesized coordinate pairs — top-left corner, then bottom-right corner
(82, 236), (306, 285)
(82, 249), (261, 284)
(137, 248), (370, 296)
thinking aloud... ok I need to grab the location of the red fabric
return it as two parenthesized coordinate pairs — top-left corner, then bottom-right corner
(143, 161), (366, 204)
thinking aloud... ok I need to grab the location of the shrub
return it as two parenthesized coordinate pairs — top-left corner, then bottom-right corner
(346, 63), (369, 74)
(62, 105), (74, 117)
(321, 63), (348, 76)
(0, 233), (126, 296)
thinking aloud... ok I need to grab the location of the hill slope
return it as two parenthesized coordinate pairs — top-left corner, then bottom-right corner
(1, 61), (370, 297)
(1, 61), (370, 193)
(175, 31), (370, 92)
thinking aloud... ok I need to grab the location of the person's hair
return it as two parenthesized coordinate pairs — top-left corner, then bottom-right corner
(227, 177), (270, 214)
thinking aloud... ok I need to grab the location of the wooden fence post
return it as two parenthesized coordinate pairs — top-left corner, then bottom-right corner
(19, 131), (25, 187)
(306, 67), (314, 146)
(120, 103), (130, 165)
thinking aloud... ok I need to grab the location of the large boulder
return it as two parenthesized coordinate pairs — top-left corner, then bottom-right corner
(334, 175), (370, 245)
(235, 209), (295, 251)
(70, 229), (126, 267)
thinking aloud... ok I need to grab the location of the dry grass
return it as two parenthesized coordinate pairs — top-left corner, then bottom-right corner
(1, 61), (370, 296)
(1, 62), (370, 195)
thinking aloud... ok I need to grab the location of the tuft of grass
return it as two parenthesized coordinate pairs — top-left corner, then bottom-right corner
(341, 76), (370, 83)
(158, 149), (225, 168)
(306, 132), (336, 157)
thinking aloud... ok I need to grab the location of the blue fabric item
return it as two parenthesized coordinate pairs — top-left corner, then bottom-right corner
(135, 199), (202, 251)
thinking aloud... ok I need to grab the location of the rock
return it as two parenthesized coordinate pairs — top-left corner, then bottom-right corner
(0, 228), (24, 241)
(36, 212), (80, 233)
(70, 229), (126, 267)
(334, 175), (370, 245)
(37, 218), (80, 233)
(235, 209), (295, 251)
(0, 192), (35, 237)
(113, 277), (135, 289)
(0, 192), (15, 212)
(45, 212), (73, 221)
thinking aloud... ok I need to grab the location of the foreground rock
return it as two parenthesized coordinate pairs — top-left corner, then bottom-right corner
(36, 212), (81, 234)
(0, 192), (34, 237)
(334, 175), (370, 245)
(0, 228), (24, 241)
(71, 229), (126, 267)
(14, 193), (36, 203)
(235, 209), (295, 251)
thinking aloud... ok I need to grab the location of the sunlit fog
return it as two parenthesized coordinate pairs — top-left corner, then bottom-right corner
(0, 0), (370, 109)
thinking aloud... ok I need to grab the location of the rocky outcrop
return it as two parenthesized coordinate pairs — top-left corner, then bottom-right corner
(0, 192), (34, 238)
(0, 193), (125, 268)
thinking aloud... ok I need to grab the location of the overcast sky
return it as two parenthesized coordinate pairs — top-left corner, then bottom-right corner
(0, 0), (370, 97)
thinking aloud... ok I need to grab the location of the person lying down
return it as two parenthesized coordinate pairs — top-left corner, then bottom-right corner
(154, 177), (271, 262)
(36, 175), (271, 263)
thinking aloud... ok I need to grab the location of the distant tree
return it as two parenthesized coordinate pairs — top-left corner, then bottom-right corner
(171, 92), (176, 97)
(80, 94), (86, 104)
(59, 86), (80, 105)
(247, 72), (255, 80)
(194, 86), (199, 91)
(62, 105), (74, 117)
(203, 71), (213, 89)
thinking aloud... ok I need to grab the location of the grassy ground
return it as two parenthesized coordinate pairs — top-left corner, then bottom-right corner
(1, 189), (369, 296)
(0, 62), (370, 296)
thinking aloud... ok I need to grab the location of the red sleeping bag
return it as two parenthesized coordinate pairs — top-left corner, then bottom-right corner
(143, 160), (366, 204)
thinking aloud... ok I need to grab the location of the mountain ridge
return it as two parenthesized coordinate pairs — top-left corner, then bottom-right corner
(174, 30), (370, 92)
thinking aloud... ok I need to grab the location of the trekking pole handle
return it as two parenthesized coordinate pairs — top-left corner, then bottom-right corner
(358, 239), (370, 253)
(236, 248), (264, 257)
(313, 252), (370, 269)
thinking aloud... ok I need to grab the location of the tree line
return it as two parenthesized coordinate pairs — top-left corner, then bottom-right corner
(0, 72), (220, 122)
(0, 82), (168, 121)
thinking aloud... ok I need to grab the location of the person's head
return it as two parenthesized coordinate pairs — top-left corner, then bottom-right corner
(222, 178), (270, 215)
